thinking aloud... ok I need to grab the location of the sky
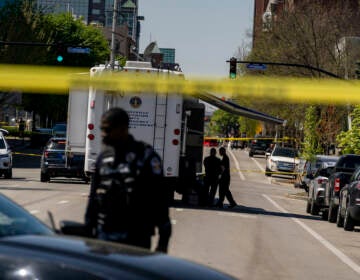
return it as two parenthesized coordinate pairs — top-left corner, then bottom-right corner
(138, 0), (254, 78)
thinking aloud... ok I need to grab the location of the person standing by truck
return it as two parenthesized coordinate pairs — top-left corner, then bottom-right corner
(84, 107), (171, 253)
(203, 147), (221, 206)
(216, 147), (237, 209)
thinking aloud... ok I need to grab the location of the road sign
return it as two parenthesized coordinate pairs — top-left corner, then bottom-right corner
(246, 63), (267, 70)
(67, 47), (90, 54)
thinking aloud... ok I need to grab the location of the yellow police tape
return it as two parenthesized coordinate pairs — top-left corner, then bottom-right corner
(13, 152), (42, 157)
(0, 64), (360, 104)
(230, 168), (299, 177)
(204, 137), (295, 141)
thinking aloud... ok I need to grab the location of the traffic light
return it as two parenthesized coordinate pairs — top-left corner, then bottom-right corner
(55, 43), (65, 63)
(229, 57), (237, 79)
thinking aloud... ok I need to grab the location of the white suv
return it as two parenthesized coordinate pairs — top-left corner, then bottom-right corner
(0, 129), (12, 179)
(265, 146), (299, 178)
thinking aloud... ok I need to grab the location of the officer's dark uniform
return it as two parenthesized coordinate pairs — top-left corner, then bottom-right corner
(203, 152), (221, 206)
(217, 152), (237, 208)
(85, 135), (171, 252)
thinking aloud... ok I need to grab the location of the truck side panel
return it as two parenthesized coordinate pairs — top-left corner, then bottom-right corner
(66, 88), (89, 154)
(163, 94), (183, 177)
(84, 87), (105, 173)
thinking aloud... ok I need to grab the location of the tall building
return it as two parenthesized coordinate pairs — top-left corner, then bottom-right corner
(159, 48), (175, 64)
(88, 0), (141, 53)
(35, 0), (142, 60)
(37, 0), (89, 23)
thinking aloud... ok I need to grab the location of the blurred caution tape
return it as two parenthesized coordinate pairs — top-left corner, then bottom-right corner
(1, 64), (360, 104)
(13, 151), (42, 157)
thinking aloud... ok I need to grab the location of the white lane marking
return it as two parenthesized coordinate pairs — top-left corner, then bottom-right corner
(57, 200), (69, 204)
(171, 219), (177, 225)
(228, 149), (245, 181)
(262, 194), (360, 275)
(217, 212), (256, 219)
(175, 208), (184, 212)
(30, 210), (40, 214)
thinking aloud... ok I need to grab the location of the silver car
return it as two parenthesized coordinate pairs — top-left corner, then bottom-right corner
(306, 159), (338, 216)
(0, 129), (12, 179)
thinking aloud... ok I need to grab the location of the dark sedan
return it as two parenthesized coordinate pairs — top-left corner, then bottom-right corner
(40, 137), (88, 183)
(337, 166), (360, 231)
(0, 193), (235, 279)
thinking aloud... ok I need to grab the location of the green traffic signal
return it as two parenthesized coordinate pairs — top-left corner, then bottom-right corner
(229, 57), (237, 79)
(57, 55), (64, 63)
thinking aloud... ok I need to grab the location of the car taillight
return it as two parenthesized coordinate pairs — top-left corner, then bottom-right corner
(317, 178), (328, 184)
(334, 178), (340, 192)
(44, 151), (49, 158)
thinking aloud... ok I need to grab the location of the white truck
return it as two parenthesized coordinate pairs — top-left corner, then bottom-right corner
(66, 61), (205, 196)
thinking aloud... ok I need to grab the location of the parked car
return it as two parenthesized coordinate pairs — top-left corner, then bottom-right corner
(203, 139), (218, 147)
(265, 145), (300, 177)
(306, 161), (337, 216)
(324, 154), (360, 223)
(297, 155), (339, 192)
(0, 193), (236, 279)
(0, 129), (12, 179)
(40, 137), (87, 183)
(249, 136), (273, 157)
(336, 166), (360, 231)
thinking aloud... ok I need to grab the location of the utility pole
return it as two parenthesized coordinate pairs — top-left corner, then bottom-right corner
(110, 0), (118, 69)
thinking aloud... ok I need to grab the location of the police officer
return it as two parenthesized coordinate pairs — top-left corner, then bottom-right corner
(216, 147), (237, 209)
(85, 107), (171, 253)
(203, 147), (221, 206)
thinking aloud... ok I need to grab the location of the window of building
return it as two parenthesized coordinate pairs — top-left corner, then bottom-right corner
(92, 9), (100, 15)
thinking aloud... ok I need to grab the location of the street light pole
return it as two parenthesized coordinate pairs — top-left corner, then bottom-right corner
(110, 0), (118, 69)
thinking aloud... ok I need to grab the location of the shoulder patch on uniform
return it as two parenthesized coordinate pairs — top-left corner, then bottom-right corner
(150, 157), (162, 175)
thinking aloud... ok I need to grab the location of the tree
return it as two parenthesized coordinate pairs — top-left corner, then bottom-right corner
(208, 110), (240, 137)
(244, 1), (359, 156)
(0, 1), (111, 127)
(337, 105), (360, 154)
(42, 13), (109, 66)
(20, 12), (110, 126)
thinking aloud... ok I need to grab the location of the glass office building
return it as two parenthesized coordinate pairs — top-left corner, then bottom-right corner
(160, 48), (176, 64)
(37, 0), (89, 23)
